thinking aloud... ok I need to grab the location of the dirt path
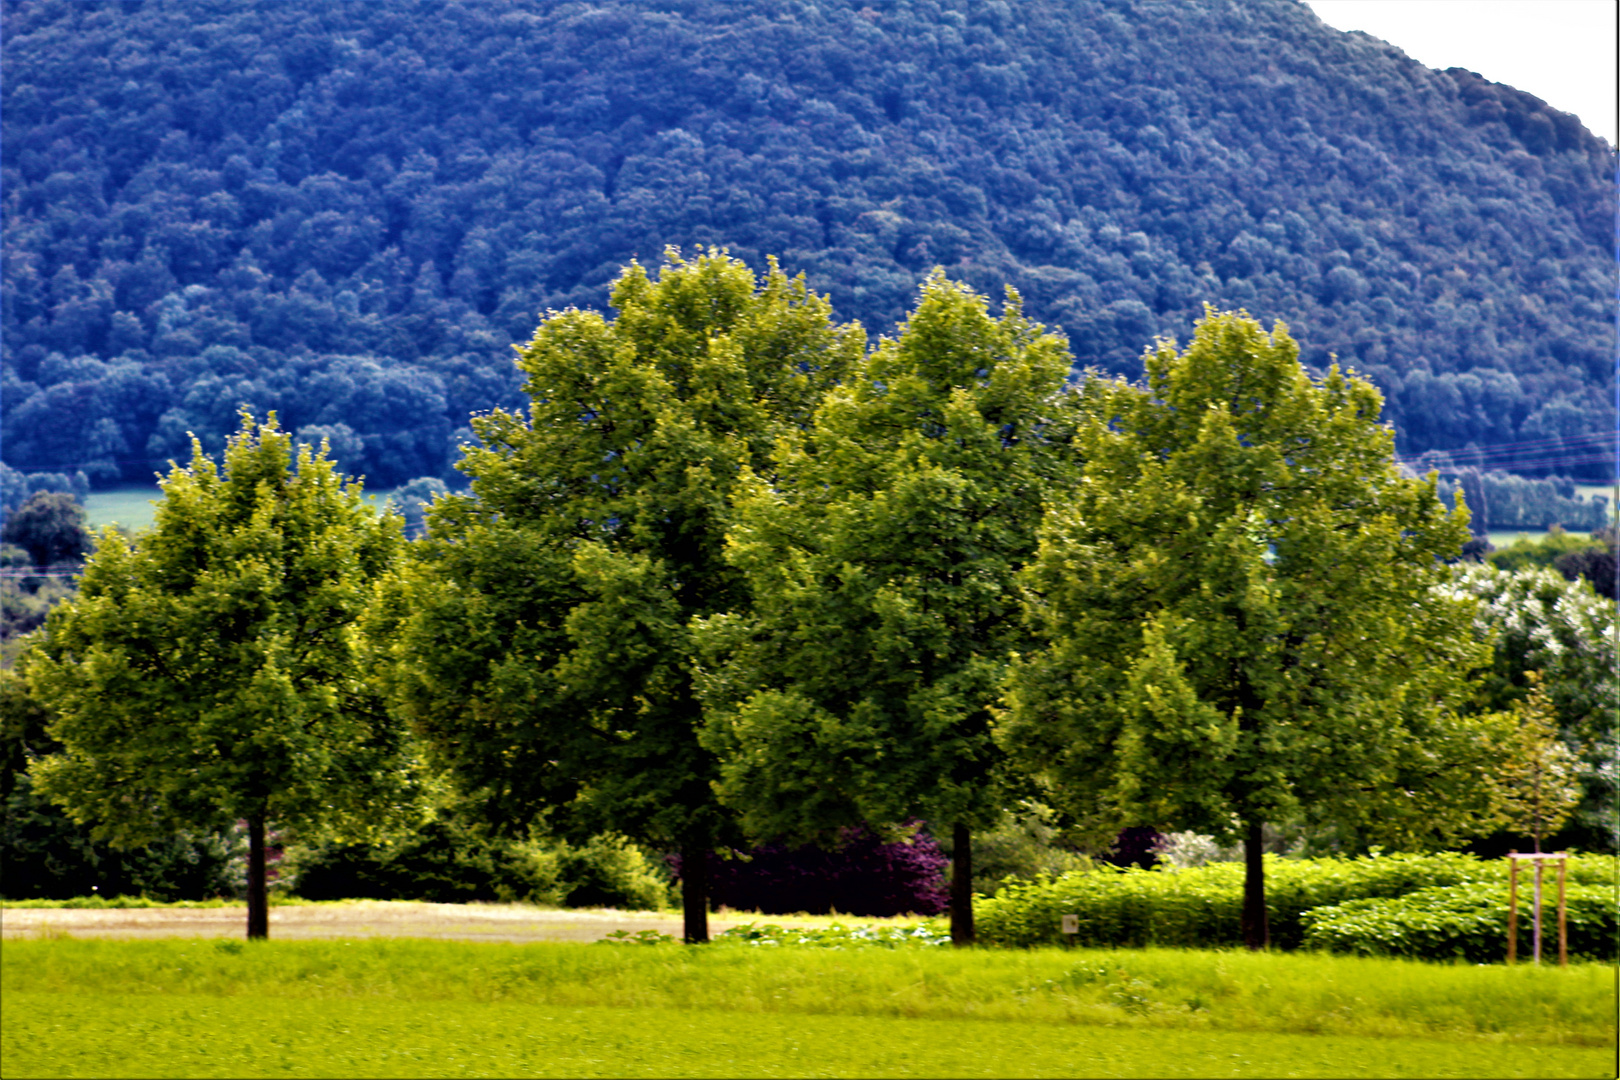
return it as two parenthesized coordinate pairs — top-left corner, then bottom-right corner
(0, 901), (772, 943)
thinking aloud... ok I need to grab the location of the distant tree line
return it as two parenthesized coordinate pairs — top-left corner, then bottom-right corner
(2, 0), (1613, 488)
(1426, 462), (1611, 532)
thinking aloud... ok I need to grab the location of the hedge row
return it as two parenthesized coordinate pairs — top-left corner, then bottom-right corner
(974, 853), (1616, 955)
(1301, 883), (1617, 962)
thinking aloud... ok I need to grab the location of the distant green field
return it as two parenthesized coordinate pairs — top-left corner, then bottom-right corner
(3, 939), (1612, 1078)
(81, 484), (162, 532)
(1573, 484), (1616, 505)
(1485, 526), (1613, 550)
(1487, 529), (1543, 549)
(83, 485), (390, 535)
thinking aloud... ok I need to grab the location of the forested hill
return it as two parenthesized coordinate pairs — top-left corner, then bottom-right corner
(3, 0), (1613, 489)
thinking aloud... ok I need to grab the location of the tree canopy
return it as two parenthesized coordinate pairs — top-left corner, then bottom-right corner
(23, 414), (425, 937)
(998, 309), (1496, 948)
(696, 273), (1076, 943)
(369, 250), (862, 941)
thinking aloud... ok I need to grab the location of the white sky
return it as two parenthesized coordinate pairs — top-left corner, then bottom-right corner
(1304, 0), (1618, 147)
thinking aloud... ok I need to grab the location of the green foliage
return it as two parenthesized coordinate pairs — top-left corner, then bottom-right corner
(23, 414), (428, 849)
(1301, 883), (1618, 963)
(1, 465), (88, 513)
(972, 853), (1618, 953)
(600, 921), (953, 948)
(0, 491), (91, 567)
(598, 929), (681, 946)
(709, 921), (951, 948)
(1486, 681), (1583, 850)
(698, 273), (1075, 847)
(1001, 310), (1494, 869)
(0, 565), (77, 660)
(539, 833), (673, 912)
(0, 665), (50, 785)
(2, 772), (242, 902)
(936, 803), (1096, 897)
(372, 251), (860, 938)
(287, 824), (671, 911)
(2, 664), (241, 902)
(1488, 527), (1609, 572)
(1452, 564), (1617, 852)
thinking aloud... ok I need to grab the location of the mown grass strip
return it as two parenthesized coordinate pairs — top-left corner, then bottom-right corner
(5, 992), (1614, 1079)
(4, 938), (1612, 1048)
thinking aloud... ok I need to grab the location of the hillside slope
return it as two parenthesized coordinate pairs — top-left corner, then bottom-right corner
(2, 0), (1613, 486)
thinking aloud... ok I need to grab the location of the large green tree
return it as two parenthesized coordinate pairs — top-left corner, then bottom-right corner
(696, 274), (1076, 945)
(998, 309), (1494, 949)
(24, 416), (426, 938)
(370, 251), (862, 942)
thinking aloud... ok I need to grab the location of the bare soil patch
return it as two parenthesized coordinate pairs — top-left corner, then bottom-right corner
(0, 901), (766, 943)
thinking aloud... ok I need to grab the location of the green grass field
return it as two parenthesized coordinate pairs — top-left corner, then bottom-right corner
(3, 938), (1613, 1078)
(81, 484), (162, 532)
(83, 485), (392, 536)
(1484, 527), (1613, 550)
(1572, 484), (1616, 506)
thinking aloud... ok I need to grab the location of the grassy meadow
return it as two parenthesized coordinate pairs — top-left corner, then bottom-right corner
(82, 485), (394, 535)
(80, 484), (161, 533)
(4, 936), (1613, 1078)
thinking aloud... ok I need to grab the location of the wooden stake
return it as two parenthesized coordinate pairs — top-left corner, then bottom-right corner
(1557, 856), (1568, 968)
(1506, 853), (1518, 965)
(1533, 858), (1544, 964)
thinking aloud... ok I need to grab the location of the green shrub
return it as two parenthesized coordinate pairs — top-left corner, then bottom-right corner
(511, 833), (673, 912)
(1, 772), (242, 902)
(1487, 528), (1607, 572)
(1302, 883), (1618, 962)
(286, 824), (672, 911)
(974, 853), (1617, 955)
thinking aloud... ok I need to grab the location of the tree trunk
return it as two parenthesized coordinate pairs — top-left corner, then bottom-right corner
(1241, 819), (1268, 951)
(681, 842), (709, 944)
(246, 815), (269, 941)
(950, 822), (975, 947)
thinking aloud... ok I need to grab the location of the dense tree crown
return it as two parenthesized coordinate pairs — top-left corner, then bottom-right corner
(694, 274), (1076, 943)
(3, 0), (1612, 490)
(369, 251), (862, 940)
(998, 310), (1497, 946)
(23, 415), (425, 936)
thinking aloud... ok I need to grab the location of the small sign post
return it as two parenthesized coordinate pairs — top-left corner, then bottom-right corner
(1061, 914), (1079, 936)
(1505, 851), (1568, 966)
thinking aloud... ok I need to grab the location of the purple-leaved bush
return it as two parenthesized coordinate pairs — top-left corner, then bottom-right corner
(1104, 827), (1163, 870)
(672, 824), (949, 917)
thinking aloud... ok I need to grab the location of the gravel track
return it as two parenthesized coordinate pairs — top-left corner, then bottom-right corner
(0, 901), (758, 943)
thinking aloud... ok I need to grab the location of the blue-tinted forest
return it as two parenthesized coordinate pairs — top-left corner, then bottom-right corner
(3, 0), (1614, 489)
